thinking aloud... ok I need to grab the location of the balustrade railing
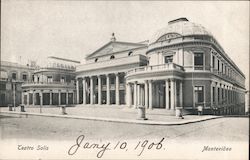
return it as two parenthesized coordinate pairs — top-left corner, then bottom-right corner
(127, 63), (184, 75)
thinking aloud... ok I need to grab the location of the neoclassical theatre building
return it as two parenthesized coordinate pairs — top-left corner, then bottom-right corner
(76, 18), (246, 114)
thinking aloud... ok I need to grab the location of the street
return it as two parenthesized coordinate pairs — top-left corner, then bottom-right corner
(0, 114), (248, 142)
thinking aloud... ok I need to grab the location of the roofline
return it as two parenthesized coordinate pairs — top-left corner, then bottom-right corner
(48, 56), (80, 63)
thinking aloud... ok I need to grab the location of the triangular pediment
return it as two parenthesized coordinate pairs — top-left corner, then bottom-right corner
(86, 41), (146, 59)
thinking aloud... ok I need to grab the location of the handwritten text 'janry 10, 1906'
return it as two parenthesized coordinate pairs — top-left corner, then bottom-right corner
(68, 135), (166, 158)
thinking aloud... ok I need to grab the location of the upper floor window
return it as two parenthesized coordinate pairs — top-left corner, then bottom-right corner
(110, 55), (115, 59)
(47, 76), (53, 83)
(128, 51), (133, 56)
(0, 83), (6, 90)
(164, 55), (173, 63)
(221, 63), (224, 73)
(194, 53), (204, 70)
(22, 74), (27, 81)
(217, 60), (220, 71)
(110, 77), (115, 84)
(61, 77), (65, 83)
(12, 73), (17, 80)
(212, 56), (215, 68)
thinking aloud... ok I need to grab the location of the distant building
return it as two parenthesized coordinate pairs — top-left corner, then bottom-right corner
(21, 56), (80, 106)
(0, 61), (35, 106)
(76, 18), (246, 115)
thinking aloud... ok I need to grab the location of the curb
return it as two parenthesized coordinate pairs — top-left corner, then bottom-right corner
(0, 111), (223, 126)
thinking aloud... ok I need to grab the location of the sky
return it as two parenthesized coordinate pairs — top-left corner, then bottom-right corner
(1, 0), (249, 89)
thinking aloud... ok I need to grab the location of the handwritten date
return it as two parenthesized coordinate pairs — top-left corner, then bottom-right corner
(68, 135), (166, 158)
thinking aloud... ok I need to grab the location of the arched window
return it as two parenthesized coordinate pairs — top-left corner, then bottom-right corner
(95, 58), (98, 62)
(110, 55), (115, 59)
(128, 51), (133, 56)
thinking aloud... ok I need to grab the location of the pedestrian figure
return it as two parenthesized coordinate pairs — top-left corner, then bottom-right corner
(197, 105), (203, 116)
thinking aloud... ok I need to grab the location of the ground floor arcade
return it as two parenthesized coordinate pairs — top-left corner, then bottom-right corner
(22, 89), (75, 106)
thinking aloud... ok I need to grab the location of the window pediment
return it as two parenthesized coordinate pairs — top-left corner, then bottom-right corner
(156, 33), (182, 42)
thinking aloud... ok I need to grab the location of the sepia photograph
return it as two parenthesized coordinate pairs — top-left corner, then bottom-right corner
(0, 0), (249, 159)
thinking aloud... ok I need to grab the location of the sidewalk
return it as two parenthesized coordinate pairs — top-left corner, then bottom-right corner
(0, 105), (223, 125)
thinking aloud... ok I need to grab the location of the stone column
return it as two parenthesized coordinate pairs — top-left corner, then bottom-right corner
(170, 79), (175, 110)
(76, 79), (79, 104)
(82, 77), (86, 105)
(27, 93), (30, 105)
(144, 80), (149, 108)
(98, 75), (102, 105)
(21, 92), (24, 104)
(134, 81), (137, 107)
(90, 76), (94, 105)
(58, 90), (61, 105)
(115, 73), (120, 105)
(137, 84), (141, 105)
(148, 80), (153, 109)
(165, 80), (169, 109)
(40, 91), (43, 106)
(179, 81), (183, 108)
(66, 91), (69, 105)
(106, 74), (110, 105)
(50, 91), (52, 105)
(126, 83), (132, 107)
(33, 91), (35, 105)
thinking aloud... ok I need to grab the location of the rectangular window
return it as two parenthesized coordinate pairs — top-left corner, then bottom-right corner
(22, 74), (27, 81)
(164, 55), (173, 63)
(60, 77), (65, 83)
(218, 88), (220, 102)
(12, 73), (16, 80)
(217, 60), (220, 71)
(0, 84), (6, 90)
(194, 53), (204, 70)
(212, 56), (215, 68)
(110, 77), (115, 84)
(194, 86), (204, 105)
(222, 63), (224, 73)
(212, 87), (215, 103)
(47, 76), (53, 83)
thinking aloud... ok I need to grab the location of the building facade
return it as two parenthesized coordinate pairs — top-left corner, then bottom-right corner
(76, 18), (246, 114)
(21, 56), (80, 106)
(0, 61), (35, 106)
